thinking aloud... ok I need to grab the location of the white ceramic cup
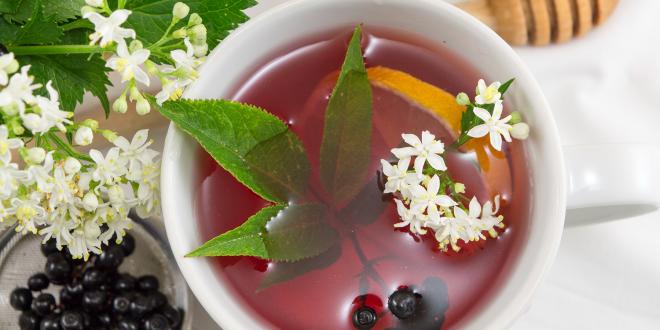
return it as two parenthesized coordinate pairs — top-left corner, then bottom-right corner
(161, 0), (660, 328)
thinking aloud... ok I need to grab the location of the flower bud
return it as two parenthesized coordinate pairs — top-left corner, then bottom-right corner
(129, 39), (144, 52)
(6, 59), (19, 74)
(107, 185), (125, 205)
(456, 92), (470, 106)
(188, 13), (203, 26)
(510, 123), (530, 140)
(136, 97), (151, 115)
(101, 130), (118, 142)
(26, 147), (46, 164)
(509, 111), (522, 125)
(144, 60), (159, 75)
(74, 126), (94, 146)
(81, 119), (99, 130)
(8, 119), (24, 135)
(188, 24), (207, 43)
(85, 0), (103, 7)
(172, 27), (188, 39)
(82, 192), (99, 212)
(113, 96), (128, 114)
(81, 5), (96, 16)
(173, 2), (190, 19)
(454, 183), (466, 194)
(193, 43), (208, 57)
(64, 157), (82, 175)
(2, 103), (19, 116)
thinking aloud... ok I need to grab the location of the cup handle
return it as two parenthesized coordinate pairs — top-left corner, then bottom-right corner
(563, 144), (660, 226)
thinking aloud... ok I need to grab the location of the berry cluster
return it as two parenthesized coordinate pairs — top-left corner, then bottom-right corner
(9, 234), (183, 330)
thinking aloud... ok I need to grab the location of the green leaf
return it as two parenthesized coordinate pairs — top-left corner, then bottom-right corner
(498, 78), (515, 94)
(13, 0), (63, 45)
(151, 98), (310, 203)
(124, 0), (256, 49)
(263, 204), (337, 262)
(258, 244), (341, 291)
(2, 0), (82, 23)
(0, 0), (21, 15)
(319, 26), (373, 206)
(187, 204), (338, 262)
(0, 17), (19, 44)
(43, 0), (85, 23)
(20, 54), (111, 113)
(186, 205), (285, 258)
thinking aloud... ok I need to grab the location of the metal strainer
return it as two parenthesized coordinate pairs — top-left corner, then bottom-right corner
(0, 217), (192, 329)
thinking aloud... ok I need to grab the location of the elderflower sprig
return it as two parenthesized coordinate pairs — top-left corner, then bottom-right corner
(381, 130), (506, 252)
(0, 58), (161, 260)
(81, 1), (208, 115)
(454, 79), (530, 151)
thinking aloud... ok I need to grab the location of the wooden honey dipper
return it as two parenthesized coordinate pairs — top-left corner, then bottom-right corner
(457, 0), (620, 45)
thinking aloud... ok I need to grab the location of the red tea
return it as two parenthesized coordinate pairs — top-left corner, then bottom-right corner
(195, 27), (530, 329)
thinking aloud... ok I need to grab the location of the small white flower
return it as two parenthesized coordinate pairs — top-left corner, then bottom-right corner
(26, 147), (46, 164)
(89, 148), (128, 185)
(155, 77), (189, 105)
(84, 9), (136, 47)
(11, 194), (47, 235)
(475, 79), (502, 105)
(192, 43), (208, 57)
(134, 160), (160, 218)
(428, 216), (471, 252)
(452, 197), (483, 241)
(410, 175), (457, 221)
(64, 157), (82, 175)
(68, 220), (103, 260)
(0, 53), (19, 85)
(49, 166), (77, 210)
(74, 126), (94, 146)
(393, 199), (428, 235)
(381, 158), (412, 194)
(0, 162), (22, 199)
(477, 195), (505, 238)
(34, 81), (72, 132)
(510, 122), (530, 140)
(106, 184), (127, 206)
(467, 102), (512, 151)
(40, 211), (75, 250)
(0, 66), (41, 112)
(106, 41), (151, 86)
(0, 125), (23, 164)
(98, 206), (133, 244)
(164, 38), (202, 80)
(391, 131), (447, 177)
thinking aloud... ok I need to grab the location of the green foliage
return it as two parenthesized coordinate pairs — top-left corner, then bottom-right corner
(151, 98), (311, 203)
(319, 26), (373, 207)
(20, 54), (112, 114)
(187, 204), (338, 263)
(124, 0), (256, 49)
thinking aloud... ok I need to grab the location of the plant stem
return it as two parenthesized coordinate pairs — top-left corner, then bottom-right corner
(118, 0), (127, 9)
(61, 19), (93, 31)
(9, 45), (104, 56)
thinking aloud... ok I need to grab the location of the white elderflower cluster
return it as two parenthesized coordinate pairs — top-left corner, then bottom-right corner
(382, 131), (505, 252)
(82, 1), (207, 114)
(457, 79), (530, 151)
(0, 55), (160, 260)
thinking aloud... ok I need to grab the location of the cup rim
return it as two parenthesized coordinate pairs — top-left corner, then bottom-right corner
(161, 0), (567, 329)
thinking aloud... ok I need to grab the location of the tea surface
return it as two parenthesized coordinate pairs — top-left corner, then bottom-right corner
(195, 28), (530, 329)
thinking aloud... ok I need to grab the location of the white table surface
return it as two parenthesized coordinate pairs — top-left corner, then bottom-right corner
(180, 0), (660, 328)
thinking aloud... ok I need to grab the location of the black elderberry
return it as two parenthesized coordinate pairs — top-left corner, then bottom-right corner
(10, 287), (33, 311)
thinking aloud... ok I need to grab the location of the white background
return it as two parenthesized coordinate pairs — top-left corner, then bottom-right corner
(189, 0), (660, 329)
